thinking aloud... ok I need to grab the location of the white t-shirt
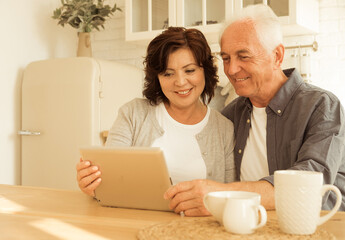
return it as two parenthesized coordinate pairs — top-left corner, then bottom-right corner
(151, 102), (210, 185)
(240, 106), (269, 181)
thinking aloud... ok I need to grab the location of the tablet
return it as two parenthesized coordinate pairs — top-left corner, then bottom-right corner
(79, 146), (172, 211)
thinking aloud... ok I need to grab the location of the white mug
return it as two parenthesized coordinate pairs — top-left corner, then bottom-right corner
(274, 170), (342, 235)
(203, 191), (267, 234)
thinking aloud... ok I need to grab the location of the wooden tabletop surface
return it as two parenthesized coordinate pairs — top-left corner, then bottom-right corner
(0, 184), (344, 239)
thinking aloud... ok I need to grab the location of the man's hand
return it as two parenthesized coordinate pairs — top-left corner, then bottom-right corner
(164, 180), (275, 216)
(164, 179), (226, 216)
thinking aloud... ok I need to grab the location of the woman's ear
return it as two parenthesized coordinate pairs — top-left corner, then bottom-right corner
(273, 44), (285, 69)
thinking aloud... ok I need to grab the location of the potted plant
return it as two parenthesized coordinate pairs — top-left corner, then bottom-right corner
(52, 0), (122, 57)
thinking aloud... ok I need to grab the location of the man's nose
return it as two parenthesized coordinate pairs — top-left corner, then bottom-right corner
(227, 59), (241, 76)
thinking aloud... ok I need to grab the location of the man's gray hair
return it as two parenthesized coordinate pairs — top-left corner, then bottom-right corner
(220, 4), (283, 53)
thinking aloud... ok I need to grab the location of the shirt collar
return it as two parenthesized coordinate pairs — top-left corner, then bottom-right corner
(242, 68), (304, 115)
(267, 68), (304, 116)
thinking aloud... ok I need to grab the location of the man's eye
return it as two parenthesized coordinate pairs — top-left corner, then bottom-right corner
(239, 56), (249, 60)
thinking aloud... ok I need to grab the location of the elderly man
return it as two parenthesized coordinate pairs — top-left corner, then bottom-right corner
(164, 4), (345, 216)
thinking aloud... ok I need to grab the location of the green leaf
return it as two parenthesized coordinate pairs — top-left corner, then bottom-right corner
(52, 0), (122, 32)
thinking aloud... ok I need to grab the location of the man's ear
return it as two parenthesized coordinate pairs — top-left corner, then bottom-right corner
(273, 44), (285, 69)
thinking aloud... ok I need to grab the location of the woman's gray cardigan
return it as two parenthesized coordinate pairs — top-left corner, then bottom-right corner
(105, 98), (236, 183)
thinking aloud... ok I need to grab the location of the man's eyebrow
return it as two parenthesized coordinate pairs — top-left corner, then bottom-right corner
(237, 49), (250, 54)
(220, 49), (250, 56)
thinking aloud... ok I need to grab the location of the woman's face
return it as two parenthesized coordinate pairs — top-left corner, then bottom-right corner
(158, 48), (205, 110)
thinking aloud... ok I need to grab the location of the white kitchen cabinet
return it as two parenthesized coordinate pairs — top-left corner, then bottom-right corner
(125, 0), (232, 44)
(126, 0), (318, 44)
(235, 0), (319, 36)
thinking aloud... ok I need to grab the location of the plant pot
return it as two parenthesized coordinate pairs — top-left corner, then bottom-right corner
(77, 32), (92, 57)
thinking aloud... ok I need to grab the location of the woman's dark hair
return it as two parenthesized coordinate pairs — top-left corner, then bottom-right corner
(143, 27), (218, 105)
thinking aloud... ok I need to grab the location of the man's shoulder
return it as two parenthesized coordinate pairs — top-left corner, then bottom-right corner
(302, 83), (337, 96)
(284, 68), (340, 103)
(221, 97), (247, 117)
(209, 108), (233, 126)
(296, 83), (341, 106)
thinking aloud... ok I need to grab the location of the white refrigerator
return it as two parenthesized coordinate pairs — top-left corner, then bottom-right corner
(20, 57), (144, 190)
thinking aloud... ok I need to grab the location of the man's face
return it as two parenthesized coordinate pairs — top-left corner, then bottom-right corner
(220, 20), (276, 105)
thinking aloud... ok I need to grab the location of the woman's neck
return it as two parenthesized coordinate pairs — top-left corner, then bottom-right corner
(163, 101), (207, 125)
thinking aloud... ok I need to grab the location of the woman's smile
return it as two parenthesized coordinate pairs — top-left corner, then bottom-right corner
(176, 88), (192, 95)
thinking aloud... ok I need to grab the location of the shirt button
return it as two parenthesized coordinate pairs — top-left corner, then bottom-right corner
(277, 109), (281, 114)
(203, 152), (207, 156)
(208, 172), (212, 177)
(247, 119), (250, 123)
(238, 149), (242, 154)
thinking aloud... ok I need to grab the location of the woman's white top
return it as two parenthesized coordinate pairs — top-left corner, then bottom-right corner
(152, 102), (210, 185)
(240, 105), (269, 181)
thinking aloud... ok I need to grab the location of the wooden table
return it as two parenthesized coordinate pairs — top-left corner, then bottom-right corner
(0, 184), (344, 239)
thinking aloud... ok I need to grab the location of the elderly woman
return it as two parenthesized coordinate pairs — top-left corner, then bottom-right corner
(76, 27), (235, 216)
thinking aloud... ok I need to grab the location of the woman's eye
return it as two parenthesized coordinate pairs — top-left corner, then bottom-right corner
(163, 72), (172, 77)
(185, 69), (195, 74)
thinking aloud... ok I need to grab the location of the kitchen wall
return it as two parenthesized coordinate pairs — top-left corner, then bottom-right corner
(0, 0), (344, 185)
(0, 0), (77, 185)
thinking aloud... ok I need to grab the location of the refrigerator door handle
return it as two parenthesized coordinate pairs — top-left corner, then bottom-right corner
(18, 130), (41, 136)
